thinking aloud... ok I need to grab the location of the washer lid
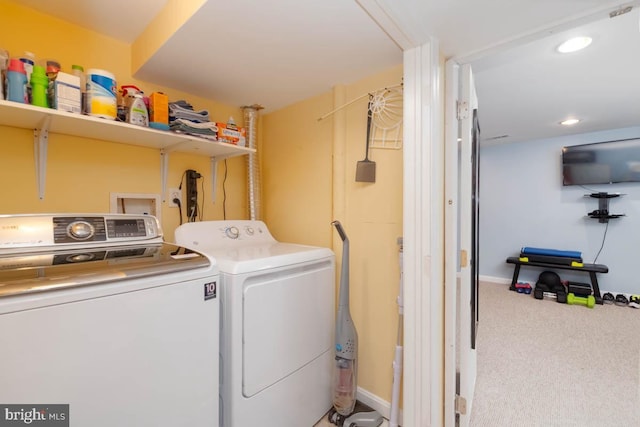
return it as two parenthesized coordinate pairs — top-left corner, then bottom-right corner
(175, 220), (334, 274)
(193, 242), (333, 274)
(0, 243), (215, 298)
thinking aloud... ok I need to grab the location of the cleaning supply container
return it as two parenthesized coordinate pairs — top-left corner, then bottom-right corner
(6, 58), (27, 103)
(71, 65), (86, 113)
(86, 68), (117, 120)
(0, 48), (8, 100)
(126, 94), (148, 127)
(121, 85), (148, 126)
(30, 65), (49, 108)
(19, 52), (35, 101)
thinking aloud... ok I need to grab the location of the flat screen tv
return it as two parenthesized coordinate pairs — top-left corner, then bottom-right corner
(562, 138), (640, 186)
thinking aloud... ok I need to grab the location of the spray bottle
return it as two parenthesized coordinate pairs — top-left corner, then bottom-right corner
(121, 85), (148, 127)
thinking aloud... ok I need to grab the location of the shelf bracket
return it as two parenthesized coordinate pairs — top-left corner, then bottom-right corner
(34, 115), (51, 200)
(210, 156), (218, 203)
(160, 149), (169, 202)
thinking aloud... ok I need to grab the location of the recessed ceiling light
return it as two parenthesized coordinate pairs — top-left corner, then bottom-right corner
(557, 36), (592, 53)
(560, 118), (580, 126)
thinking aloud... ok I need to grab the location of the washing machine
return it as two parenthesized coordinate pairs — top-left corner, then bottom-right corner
(175, 220), (335, 427)
(0, 214), (220, 427)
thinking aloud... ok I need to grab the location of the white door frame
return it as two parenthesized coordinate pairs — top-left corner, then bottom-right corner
(402, 39), (445, 427)
(443, 58), (460, 427)
(457, 62), (480, 427)
(358, 2), (633, 425)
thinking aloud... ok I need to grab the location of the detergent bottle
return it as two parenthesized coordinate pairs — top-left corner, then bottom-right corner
(121, 85), (149, 127)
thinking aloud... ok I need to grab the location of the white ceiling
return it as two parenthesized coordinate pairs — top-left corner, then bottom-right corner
(472, 6), (640, 144)
(8, 0), (640, 143)
(11, 0), (167, 43)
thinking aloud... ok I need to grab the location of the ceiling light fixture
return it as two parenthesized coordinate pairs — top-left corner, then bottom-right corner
(557, 36), (592, 53)
(560, 118), (580, 126)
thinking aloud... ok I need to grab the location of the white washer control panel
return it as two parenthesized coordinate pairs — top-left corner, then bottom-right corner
(225, 226), (240, 239)
(0, 214), (163, 252)
(218, 221), (271, 243)
(176, 221), (276, 249)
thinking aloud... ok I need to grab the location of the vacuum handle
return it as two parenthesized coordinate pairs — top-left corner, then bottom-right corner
(332, 220), (350, 309)
(332, 220), (348, 243)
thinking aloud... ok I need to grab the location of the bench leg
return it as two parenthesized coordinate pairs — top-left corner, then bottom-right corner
(509, 265), (521, 291)
(589, 272), (603, 305)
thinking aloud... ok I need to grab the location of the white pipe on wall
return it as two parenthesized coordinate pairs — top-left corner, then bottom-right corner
(243, 105), (263, 220)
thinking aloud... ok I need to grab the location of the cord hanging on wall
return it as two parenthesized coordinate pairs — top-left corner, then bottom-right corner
(186, 169), (202, 222)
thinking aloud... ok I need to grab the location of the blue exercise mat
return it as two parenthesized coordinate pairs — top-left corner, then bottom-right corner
(521, 247), (582, 259)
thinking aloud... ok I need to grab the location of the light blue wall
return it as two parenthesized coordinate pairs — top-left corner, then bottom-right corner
(480, 126), (640, 295)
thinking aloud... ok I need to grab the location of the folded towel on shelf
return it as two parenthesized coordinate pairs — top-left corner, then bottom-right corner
(169, 101), (210, 123)
(170, 119), (219, 140)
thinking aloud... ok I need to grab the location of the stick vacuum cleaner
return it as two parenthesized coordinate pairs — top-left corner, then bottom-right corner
(328, 221), (383, 427)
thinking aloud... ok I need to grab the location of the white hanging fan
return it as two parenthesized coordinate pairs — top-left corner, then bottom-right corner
(318, 83), (403, 150)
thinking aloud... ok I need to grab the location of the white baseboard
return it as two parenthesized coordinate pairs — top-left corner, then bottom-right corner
(479, 275), (510, 285)
(357, 387), (402, 425)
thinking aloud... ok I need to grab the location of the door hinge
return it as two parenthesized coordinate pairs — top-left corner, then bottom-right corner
(460, 249), (468, 268)
(456, 100), (469, 120)
(455, 394), (467, 415)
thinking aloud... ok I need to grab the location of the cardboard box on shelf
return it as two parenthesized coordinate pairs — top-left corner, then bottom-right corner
(53, 72), (81, 114)
(149, 92), (168, 124)
(217, 122), (246, 146)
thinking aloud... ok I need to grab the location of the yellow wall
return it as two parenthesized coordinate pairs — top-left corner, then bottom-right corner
(263, 64), (404, 402)
(2, 0), (405, 405)
(0, 0), (249, 241)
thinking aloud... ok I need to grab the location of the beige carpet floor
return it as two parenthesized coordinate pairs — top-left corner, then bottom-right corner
(470, 282), (640, 426)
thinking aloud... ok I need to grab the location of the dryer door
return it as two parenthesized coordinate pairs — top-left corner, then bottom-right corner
(242, 259), (334, 397)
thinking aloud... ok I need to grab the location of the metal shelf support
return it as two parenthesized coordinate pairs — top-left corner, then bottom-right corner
(34, 115), (51, 200)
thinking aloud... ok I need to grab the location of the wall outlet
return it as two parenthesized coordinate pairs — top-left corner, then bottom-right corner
(168, 188), (182, 208)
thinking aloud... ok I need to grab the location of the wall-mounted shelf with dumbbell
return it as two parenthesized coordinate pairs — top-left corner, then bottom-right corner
(585, 192), (625, 223)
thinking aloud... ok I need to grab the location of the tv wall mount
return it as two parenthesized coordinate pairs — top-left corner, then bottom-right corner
(585, 192), (625, 223)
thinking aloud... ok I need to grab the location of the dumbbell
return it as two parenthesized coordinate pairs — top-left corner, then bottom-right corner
(567, 292), (595, 309)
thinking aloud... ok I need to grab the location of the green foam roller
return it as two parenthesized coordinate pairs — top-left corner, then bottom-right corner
(567, 292), (595, 308)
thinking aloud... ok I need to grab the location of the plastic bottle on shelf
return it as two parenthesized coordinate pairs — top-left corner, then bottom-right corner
(6, 58), (27, 103)
(19, 52), (35, 102)
(0, 48), (8, 100)
(227, 116), (237, 129)
(121, 85), (148, 127)
(30, 65), (49, 108)
(85, 68), (117, 120)
(41, 59), (60, 108)
(71, 65), (86, 113)
(19, 52), (35, 77)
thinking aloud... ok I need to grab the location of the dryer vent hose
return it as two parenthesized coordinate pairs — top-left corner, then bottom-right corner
(243, 105), (263, 220)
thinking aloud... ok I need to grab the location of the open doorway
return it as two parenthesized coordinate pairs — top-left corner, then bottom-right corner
(456, 6), (640, 425)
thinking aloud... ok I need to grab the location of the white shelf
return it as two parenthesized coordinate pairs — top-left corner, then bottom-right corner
(0, 100), (255, 200)
(0, 100), (254, 158)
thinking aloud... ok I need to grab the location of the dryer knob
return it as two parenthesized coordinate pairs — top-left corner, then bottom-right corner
(67, 221), (95, 240)
(245, 227), (254, 236)
(225, 226), (240, 239)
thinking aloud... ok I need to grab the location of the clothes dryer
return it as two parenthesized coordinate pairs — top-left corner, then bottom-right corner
(175, 220), (334, 427)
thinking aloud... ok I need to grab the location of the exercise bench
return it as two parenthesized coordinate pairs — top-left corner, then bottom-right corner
(506, 257), (608, 305)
